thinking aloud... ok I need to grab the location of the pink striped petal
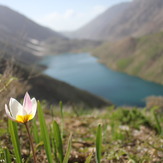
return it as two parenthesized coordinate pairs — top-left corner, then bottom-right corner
(23, 92), (32, 113)
(31, 98), (37, 118)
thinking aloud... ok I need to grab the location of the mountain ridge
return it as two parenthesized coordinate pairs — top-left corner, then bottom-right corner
(70, 0), (163, 41)
(0, 5), (65, 41)
(0, 5), (67, 58)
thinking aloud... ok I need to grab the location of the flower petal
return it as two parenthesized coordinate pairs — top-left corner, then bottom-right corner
(5, 104), (16, 121)
(9, 98), (23, 118)
(31, 98), (37, 118)
(23, 92), (32, 114)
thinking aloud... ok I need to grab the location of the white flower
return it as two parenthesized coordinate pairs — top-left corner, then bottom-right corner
(5, 92), (37, 123)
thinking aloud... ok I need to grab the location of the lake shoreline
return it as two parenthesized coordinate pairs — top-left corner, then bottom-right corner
(39, 53), (163, 107)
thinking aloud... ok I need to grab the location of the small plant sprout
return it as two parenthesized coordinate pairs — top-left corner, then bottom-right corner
(5, 92), (37, 163)
(96, 123), (102, 163)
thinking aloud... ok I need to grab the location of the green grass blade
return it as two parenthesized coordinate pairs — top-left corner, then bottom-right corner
(59, 101), (64, 120)
(0, 147), (4, 161)
(51, 127), (58, 162)
(96, 124), (102, 163)
(153, 112), (162, 135)
(8, 120), (22, 163)
(53, 120), (63, 163)
(63, 133), (72, 163)
(3, 147), (11, 163)
(85, 154), (93, 163)
(32, 118), (40, 144)
(154, 112), (160, 131)
(59, 101), (64, 139)
(37, 101), (53, 163)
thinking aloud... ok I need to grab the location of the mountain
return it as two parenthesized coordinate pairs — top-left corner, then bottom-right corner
(0, 5), (66, 57)
(0, 5), (111, 107)
(0, 5), (65, 41)
(92, 32), (163, 84)
(0, 5), (101, 56)
(71, 0), (163, 40)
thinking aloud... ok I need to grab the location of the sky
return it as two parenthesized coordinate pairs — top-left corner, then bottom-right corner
(0, 0), (132, 32)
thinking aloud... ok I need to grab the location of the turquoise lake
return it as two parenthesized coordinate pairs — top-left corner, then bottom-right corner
(40, 53), (163, 106)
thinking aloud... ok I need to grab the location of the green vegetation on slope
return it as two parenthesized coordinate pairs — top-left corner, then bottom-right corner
(93, 32), (163, 84)
(0, 59), (163, 162)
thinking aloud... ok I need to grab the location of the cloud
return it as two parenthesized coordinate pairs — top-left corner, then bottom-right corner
(64, 9), (75, 19)
(36, 5), (108, 31)
(92, 5), (108, 15)
(42, 9), (75, 21)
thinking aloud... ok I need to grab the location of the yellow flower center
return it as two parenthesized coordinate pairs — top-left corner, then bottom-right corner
(16, 114), (33, 123)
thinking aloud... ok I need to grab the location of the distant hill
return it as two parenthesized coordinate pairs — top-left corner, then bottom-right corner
(70, 0), (163, 40)
(44, 37), (102, 55)
(92, 32), (163, 84)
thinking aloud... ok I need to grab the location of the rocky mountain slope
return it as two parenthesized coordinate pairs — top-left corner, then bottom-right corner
(71, 0), (163, 41)
(0, 5), (66, 57)
(0, 6), (65, 41)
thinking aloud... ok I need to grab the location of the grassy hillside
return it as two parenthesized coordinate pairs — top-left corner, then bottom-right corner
(93, 32), (163, 84)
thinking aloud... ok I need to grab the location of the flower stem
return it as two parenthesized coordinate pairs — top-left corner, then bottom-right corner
(24, 123), (37, 163)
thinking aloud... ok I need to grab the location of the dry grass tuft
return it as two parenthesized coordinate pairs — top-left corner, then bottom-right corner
(0, 60), (30, 114)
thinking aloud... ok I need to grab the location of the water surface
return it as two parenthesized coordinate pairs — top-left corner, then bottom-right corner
(40, 53), (163, 106)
